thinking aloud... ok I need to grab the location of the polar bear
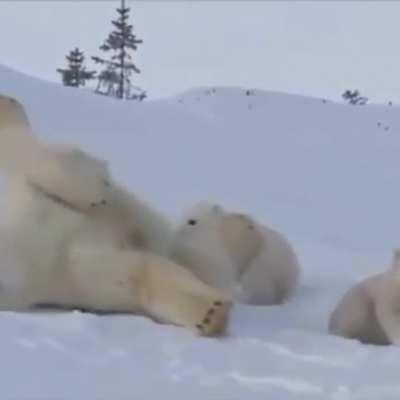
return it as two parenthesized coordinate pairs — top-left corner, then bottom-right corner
(0, 95), (231, 336)
(329, 250), (400, 345)
(170, 203), (301, 305)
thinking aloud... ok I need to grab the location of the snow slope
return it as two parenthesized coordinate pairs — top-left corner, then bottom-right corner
(1, 64), (400, 399)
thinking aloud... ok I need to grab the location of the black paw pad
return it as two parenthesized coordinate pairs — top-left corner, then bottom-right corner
(207, 308), (215, 316)
(203, 317), (211, 325)
(213, 301), (222, 307)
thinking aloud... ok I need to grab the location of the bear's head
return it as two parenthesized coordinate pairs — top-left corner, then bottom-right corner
(172, 202), (263, 277)
(179, 201), (225, 230)
(0, 95), (30, 130)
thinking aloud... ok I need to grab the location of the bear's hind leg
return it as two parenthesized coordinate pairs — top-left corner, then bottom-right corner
(137, 256), (232, 335)
(69, 248), (232, 336)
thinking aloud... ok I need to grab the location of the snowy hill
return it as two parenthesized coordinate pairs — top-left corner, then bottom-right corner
(1, 64), (400, 398)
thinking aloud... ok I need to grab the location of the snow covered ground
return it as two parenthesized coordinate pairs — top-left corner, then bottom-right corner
(1, 64), (400, 398)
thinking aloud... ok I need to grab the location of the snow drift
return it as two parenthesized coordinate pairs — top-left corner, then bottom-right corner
(0, 64), (400, 399)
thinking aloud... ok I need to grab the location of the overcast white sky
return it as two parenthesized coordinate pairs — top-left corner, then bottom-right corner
(0, 1), (399, 101)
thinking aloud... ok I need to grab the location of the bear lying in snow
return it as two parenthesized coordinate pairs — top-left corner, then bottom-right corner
(0, 95), (231, 336)
(329, 250), (400, 345)
(170, 203), (301, 305)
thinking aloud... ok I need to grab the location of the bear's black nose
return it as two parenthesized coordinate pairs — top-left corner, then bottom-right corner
(188, 219), (197, 226)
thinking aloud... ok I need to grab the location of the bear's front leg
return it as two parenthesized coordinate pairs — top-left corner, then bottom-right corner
(69, 248), (232, 336)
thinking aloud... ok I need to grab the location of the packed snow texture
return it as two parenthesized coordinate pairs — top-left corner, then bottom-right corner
(0, 64), (400, 399)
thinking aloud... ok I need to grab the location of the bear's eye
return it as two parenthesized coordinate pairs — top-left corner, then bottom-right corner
(103, 179), (111, 187)
(187, 219), (197, 226)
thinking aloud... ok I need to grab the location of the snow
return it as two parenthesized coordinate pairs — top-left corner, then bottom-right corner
(0, 64), (400, 398)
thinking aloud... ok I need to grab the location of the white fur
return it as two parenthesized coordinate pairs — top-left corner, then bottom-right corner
(0, 161), (231, 334)
(329, 250), (400, 345)
(170, 202), (301, 305)
(0, 95), (117, 213)
(0, 96), (232, 335)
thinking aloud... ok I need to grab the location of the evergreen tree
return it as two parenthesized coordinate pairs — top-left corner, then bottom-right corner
(92, 0), (146, 100)
(342, 89), (368, 105)
(57, 48), (96, 88)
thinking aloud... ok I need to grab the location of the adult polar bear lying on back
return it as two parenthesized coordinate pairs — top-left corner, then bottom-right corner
(0, 95), (231, 336)
(170, 203), (301, 305)
(329, 250), (400, 345)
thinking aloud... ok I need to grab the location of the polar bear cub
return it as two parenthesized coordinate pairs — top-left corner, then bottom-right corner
(329, 250), (400, 345)
(170, 203), (301, 305)
(0, 95), (232, 336)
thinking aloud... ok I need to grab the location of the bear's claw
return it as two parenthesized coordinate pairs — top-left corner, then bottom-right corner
(196, 300), (232, 336)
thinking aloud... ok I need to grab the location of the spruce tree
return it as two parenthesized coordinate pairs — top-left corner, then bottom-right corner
(92, 0), (146, 100)
(342, 89), (368, 105)
(57, 48), (96, 88)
